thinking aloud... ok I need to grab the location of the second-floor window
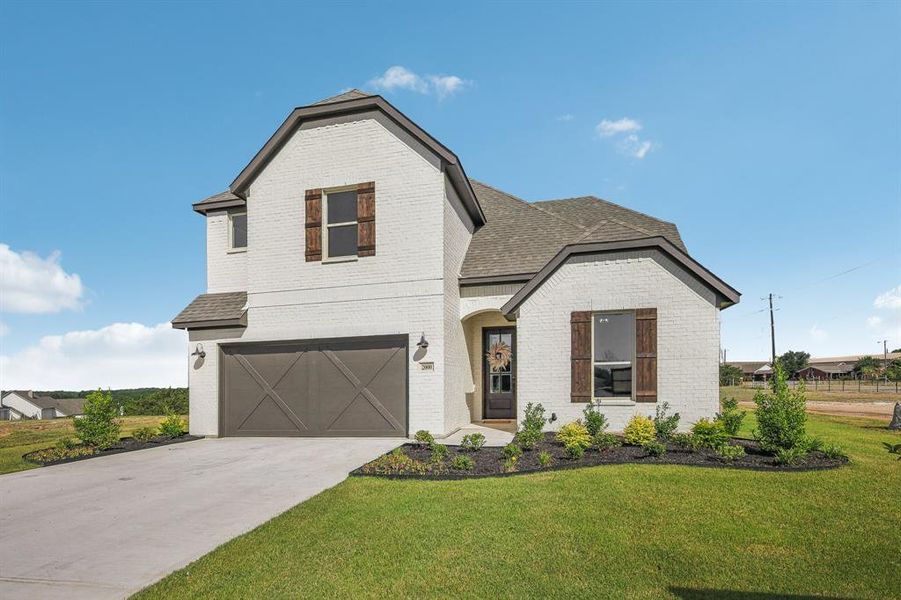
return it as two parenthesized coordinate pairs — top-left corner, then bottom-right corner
(229, 212), (247, 251)
(323, 189), (358, 259)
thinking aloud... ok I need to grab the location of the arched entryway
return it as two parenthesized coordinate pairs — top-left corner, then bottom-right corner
(462, 309), (517, 424)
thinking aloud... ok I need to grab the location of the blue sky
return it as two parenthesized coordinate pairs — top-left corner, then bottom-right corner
(1, 1), (899, 388)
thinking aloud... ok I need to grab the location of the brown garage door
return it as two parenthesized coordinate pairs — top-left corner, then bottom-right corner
(220, 336), (407, 437)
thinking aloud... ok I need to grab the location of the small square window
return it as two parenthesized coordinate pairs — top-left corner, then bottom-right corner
(324, 189), (358, 259)
(230, 212), (247, 250)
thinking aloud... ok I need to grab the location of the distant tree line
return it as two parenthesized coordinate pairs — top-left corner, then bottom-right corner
(31, 388), (188, 415)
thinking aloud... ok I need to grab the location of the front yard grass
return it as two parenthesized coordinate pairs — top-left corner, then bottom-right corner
(0, 415), (169, 475)
(136, 413), (900, 599)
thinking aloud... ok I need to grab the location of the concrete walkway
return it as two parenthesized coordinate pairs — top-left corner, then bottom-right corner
(0, 437), (399, 600)
(441, 421), (516, 447)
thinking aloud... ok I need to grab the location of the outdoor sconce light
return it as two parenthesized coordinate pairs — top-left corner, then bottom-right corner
(549, 412), (558, 423)
(191, 343), (206, 359)
(416, 333), (429, 350)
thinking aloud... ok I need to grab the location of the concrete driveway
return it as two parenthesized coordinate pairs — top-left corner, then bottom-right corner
(0, 437), (398, 599)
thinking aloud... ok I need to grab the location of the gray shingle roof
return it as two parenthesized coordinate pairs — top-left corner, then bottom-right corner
(195, 190), (242, 207)
(171, 292), (247, 329)
(461, 181), (687, 280)
(1, 391), (85, 415)
(311, 89), (374, 105)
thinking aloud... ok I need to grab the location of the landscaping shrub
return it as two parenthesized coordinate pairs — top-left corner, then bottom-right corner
(28, 445), (97, 464)
(460, 432), (486, 452)
(593, 432), (621, 451)
(582, 402), (608, 437)
(538, 451), (553, 468)
(882, 442), (901, 461)
(414, 430), (434, 447)
(670, 432), (693, 448)
(653, 402), (680, 441)
(503, 456), (519, 472)
(503, 443), (523, 460)
(563, 443), (585, 459)
(691, 418), (730, 450)
(642, 440), (666, 457)
(159, 412), (187, 437)
(430, 443), (448, 463)
(74, 389), (121, 449)
(514, 428), (542, 450)
(716, 396), (746, 436)
(555, 421), (592, 449)
(715, 444), (746, 462)
(774, 446), (807, 466)
(623, 415), (656, 446)
(822, 443), (847, 460)
(754, 362), (808, 451)
(451, 454), (474, 470)
(360, 449), (429, 475)
(131, 427), (156, 442)
(521, 402), (546, 433)
(57, 437), (78, 450)
(804, 436), (823, 453)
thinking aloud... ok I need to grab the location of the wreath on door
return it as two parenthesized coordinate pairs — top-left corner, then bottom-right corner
(486, 341), (512, 372)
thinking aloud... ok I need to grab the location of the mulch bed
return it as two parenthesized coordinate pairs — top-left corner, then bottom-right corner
(24, 434), (200, 467)
(352, 433), (848, 480)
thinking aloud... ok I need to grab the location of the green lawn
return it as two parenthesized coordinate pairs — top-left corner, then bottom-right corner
(136, 413), (900, 599)
(0, 416), (169, 475)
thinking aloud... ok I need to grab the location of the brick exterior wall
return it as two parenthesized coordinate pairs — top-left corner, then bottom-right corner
(206, 211), (247, 293)
(515, 256), (720, 432)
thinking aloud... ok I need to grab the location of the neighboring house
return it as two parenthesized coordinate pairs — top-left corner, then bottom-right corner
(172, 90), (740, 438)
(0, 391), (86, 420)
(726, 361), (769, 381)
(796, 364), (854, 380)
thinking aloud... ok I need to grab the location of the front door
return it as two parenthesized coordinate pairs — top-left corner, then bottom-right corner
(483, 327), (516, 419)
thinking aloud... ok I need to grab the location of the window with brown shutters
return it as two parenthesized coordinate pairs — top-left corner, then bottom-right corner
(305, 188), (322, 262)
(634, 308), (658, 402)
(570, 311), (592, 402)
(357, 181), (375, 257)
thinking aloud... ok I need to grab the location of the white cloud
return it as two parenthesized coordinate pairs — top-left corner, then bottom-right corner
(596, 117), (642, 137)
(556, 114), (575, 122)
(369, 66), (470, 98)
(809, 324), (828, 342)
(874, 284), (901, 310)
(619, 134), (657, 159)
(866, 315), (883, 328)
(0, 244), (84, 314)
(0, 322), (186, 389)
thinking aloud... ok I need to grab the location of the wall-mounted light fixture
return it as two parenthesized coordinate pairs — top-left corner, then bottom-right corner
(416, 333), (429, 350)
(191, 343), (206, 359)
(549, 412), (558, 423)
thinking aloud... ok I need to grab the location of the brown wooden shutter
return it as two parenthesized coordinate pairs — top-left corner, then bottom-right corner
(304, 188), (322, 262)
(571, 311), (592, 403)
(635, 308), (658, 402)
(357, 181), (375, 257)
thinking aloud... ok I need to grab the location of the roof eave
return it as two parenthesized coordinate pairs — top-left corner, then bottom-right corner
(193, 198), (247, 215)
(171, 313), (248, 331)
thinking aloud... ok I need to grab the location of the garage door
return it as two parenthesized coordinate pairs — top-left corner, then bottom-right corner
(220, 336), (407, 437)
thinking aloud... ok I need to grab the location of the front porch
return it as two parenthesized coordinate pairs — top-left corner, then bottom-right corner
(441, 420), (515, 447)
(461, 308), (519, 429)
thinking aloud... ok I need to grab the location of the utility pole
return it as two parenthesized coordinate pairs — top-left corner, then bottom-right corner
(767, 293), (777, 366)
(722, 348), (727, 364)
(878, 340), (888, 381)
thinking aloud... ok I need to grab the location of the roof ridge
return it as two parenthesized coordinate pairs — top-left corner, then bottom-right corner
(526, 199), (589, 230)
(468, 179), (593, 233)
(536, 195), (679, 228)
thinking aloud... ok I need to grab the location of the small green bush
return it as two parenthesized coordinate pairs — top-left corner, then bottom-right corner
(360, 449), (428, 475)
(623, 415), (656, 446)
(582, 403), (608, 437)
(131, 427), (156, 442)
(593, 432), (621, 451)
(503, 456), (519, 472)
(74, 389), (121, 449)
(653, 402), (680, 441)
(451, 454), (474, 470)
(28, 445), (97, 464)
(555, 421), (592, 449)
(775, 446), (808, 466)
(715, 444), (746, 462)
(159, 412), (187, 437)
(414, 430), (434, 447)
(882, 442), (901, 461)
(670, 432), (694, 448)
(460, 432), (486, 452)
(642, 440), (666, 457)
(691, 418), (730, 450)
(521, 402), (546, 433)
(754, 363), (808, 451)
(503, 443), (523, 460)
(563, 443), (585, 459)
(538, 451), (553, 468)
(514, 427), (543, 450)
(803, 436), (823, 453)
(57, 437), (78, 450)
(716, 396), (746, 436)
(430, 443), (448, 463)
(821, 443), (847, 460)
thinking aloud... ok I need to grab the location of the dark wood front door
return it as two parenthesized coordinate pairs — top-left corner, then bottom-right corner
(483, 327), (516, 419)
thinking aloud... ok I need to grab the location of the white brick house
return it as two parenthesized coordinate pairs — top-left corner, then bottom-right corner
(173, 90), (739, 438)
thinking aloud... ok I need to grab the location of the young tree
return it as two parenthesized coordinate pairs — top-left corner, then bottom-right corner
(854, 356), (881, 380)
(719, 363), (744, 386)
(777, 350), (810, 378)
(74, 389), (121, 449)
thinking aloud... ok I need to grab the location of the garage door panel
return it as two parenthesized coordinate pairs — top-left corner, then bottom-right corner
(221, 337), (407, 437)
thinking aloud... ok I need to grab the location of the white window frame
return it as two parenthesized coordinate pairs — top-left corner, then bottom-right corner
(591, 310), (636, 404)
(322, 186), (358, 263)
(227, 211), (247, 253)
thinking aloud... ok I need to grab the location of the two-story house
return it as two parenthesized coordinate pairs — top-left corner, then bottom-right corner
(172, 89), (740, 438)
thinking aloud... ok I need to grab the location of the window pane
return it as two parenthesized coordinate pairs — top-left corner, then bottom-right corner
(327, 191), (357, 224)
(500, 374), (512, 392)
(490, 374), (502, 393)
(594, 364), (632, 397)
(593, 312), (633, 362)
(328, 224), (357, 257)
(231, 214), (247, 248)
